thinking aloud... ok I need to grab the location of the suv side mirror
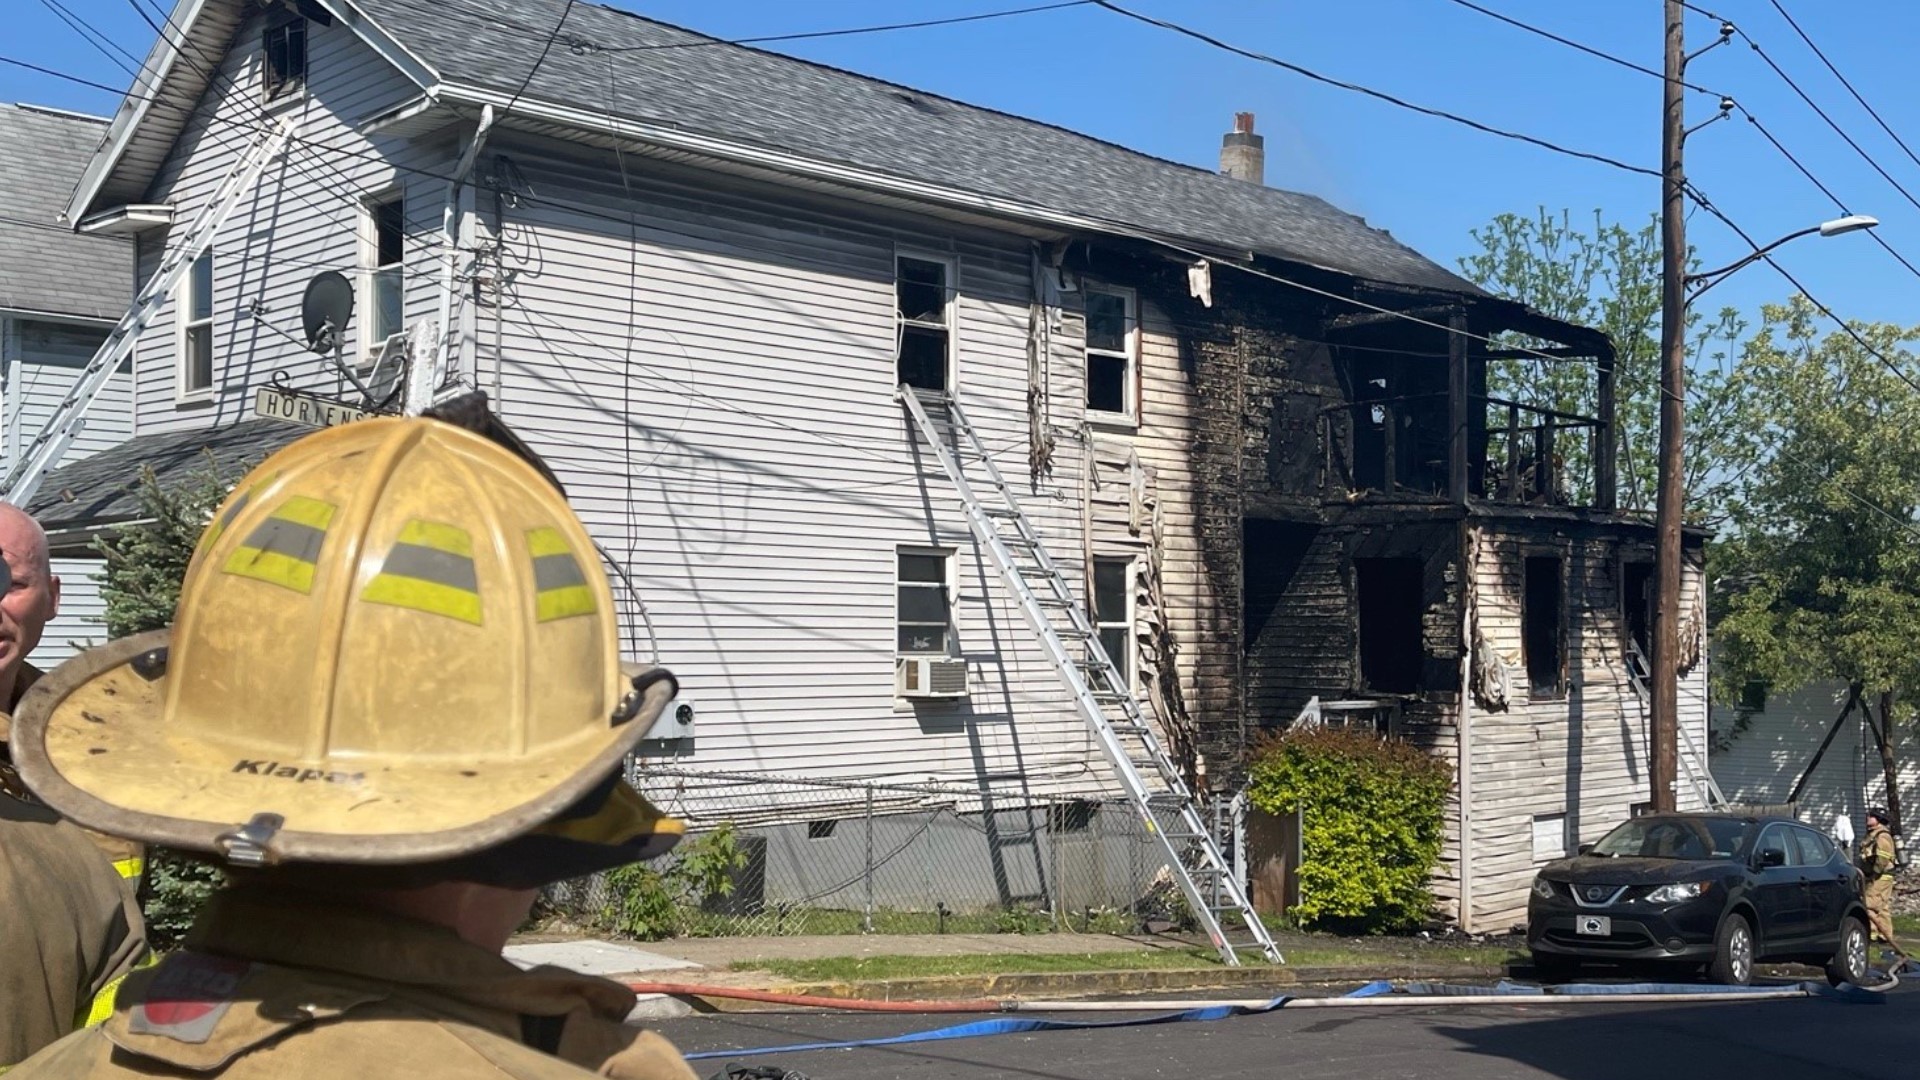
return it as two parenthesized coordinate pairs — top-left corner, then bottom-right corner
(1577, 843), (1595, 856)
(1758, 848), (1786, 868)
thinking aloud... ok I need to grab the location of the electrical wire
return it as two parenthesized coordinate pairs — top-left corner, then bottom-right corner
(1765, 0), (1920, 177)
(1679, 0), (1920, 219)
(1090, 0), (1660, 178)
(39, 0), (145, 85)
(1688, 185), (1920, 397)
(499, 0), (576, 120)
(594, 0), (1095, 53)
(1440, 0), (1920, 289)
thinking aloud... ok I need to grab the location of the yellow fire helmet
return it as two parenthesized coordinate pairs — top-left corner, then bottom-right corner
(11, 416), (683, 887)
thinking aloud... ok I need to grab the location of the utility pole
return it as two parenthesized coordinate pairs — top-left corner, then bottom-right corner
(1652, 0), (1686, 812)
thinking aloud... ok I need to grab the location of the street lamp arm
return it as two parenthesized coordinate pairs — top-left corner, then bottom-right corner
(1687, 226), (1818, 297)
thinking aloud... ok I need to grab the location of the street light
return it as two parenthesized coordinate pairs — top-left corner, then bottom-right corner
(1687, 215), (1879, 299)
(1648, 209), (1878, 813)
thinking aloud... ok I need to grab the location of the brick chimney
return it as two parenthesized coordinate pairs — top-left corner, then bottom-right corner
(1219, 111), (1264, 185)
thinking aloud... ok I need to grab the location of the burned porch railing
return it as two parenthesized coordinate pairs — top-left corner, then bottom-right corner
(1483, 396), (1602, 507)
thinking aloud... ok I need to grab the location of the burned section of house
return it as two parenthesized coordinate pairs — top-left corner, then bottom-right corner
(1064, 243), (1712, 931)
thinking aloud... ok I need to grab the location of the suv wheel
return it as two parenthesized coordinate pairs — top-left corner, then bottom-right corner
(1709, 913), (1754, 986)
(1826, 916), (1869, 987)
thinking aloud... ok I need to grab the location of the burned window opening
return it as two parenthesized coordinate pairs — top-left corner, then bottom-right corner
(264, 19), (308, 102)
(896, 256), (950, 392)
(1621, 560), (1653, 664)
(1524, 555), (1565, 700)
(1355, 557), (1423, 694)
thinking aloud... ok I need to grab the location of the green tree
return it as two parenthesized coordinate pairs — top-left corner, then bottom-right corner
(1713, 296), (1920, 828)
(1459, 208), (1744, 517)
(90, 457), (241, 948)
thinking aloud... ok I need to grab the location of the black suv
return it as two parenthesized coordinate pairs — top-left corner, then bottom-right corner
(1526, 813), (1870, 986)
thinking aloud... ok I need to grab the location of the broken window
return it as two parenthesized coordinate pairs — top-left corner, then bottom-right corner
(363, 195), (405, 352)
(1524, 555), (1564, 699)
(263, 19), (308, 102)
(896, 255), (951, 391)
(1354, 557), (1423, 694)
(897, 549), (952, 655)
(1091, 557), (1133, 686)
(1621, 560), (1652, 663)
(1084, 286), (1135, 419)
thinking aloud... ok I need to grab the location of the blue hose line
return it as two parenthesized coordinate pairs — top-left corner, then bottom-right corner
(680, 980), (1395, 1062)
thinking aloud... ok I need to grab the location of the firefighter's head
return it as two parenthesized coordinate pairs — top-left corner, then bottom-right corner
(10, 417), (681, 893)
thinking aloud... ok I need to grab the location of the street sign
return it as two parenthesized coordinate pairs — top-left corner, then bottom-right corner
(253, 386), (373, 429)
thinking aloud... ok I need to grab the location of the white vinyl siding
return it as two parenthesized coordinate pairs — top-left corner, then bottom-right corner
(133, 6), (429, 434)
(38, 556), (111, 666)
(2, 318), (131, 471)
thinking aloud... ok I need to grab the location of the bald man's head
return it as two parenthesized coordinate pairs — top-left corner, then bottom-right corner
(0, 503), (58, 707)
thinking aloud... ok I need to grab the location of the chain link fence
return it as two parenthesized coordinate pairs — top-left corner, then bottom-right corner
(535, 768), (1197, 940)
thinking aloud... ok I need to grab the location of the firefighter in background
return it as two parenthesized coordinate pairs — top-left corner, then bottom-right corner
(1860, 806), (1905, 959)
(1, 504), (149, 1070)
(5, 415), (695, 1080)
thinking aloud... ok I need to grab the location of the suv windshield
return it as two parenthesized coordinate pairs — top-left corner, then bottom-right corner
(1589, 817), (1750, 860)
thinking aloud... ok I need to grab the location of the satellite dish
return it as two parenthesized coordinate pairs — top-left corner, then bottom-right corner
(300, 271), (354, 354)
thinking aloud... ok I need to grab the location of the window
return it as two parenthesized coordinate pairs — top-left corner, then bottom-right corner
(1523, 555), (1564, 700)
(1755, 825), (1799, 867)
(1048, 800), (1096, 834)
(363, 196), (404, 354)
(1532, 813), (1568, 862)
(1791, 826), (1834, 866)
(263, 19), (308, 102)
(897, 550), (952, 655)
(1084, 285), (1135, 419)
(1621, 560), (1653, 661)
(178, 250), (215, 396)
(1091, 557), (1133, 686)
(806, 820), (838, 841)
(896, 255), (951, 392)
(1738, 679), (1770, 712)
(1354, 557), (1424, 694)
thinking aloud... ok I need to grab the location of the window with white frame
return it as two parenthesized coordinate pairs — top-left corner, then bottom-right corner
(1091, 556), (1133, 686)
(897, 549), (953, 655)
(895, 255), (952, 392)
(263, 18), (308, 102)
(1532, 812), (1569, 862)
(1084, 285), (1135, 419)
(178, 250), (215, 396)
(363, 195), (404, 355)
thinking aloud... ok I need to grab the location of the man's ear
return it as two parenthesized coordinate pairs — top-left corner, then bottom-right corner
(46, 573), (60, 620)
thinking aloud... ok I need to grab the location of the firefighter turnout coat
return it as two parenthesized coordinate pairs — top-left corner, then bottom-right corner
(6, 889), (696, 1080)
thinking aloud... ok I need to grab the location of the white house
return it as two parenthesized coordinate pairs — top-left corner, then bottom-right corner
(24, 0), (1712, 929)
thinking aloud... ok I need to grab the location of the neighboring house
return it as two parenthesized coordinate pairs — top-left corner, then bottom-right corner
(0, 102), (135, 663)
(1710, 677), (1918, 840)
(28, 0), (1711, 929)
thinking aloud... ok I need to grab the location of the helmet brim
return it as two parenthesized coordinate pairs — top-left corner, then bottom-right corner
(11, 630), (682, 868)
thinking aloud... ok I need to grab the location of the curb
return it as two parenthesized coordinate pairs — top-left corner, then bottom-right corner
(670, 963), (1509, 1012)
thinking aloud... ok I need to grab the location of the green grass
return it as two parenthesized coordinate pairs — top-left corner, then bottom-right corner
(741, 949), (1223, 982)
(736, 941), (1519, 983)
(1893, 914), (1920, 937)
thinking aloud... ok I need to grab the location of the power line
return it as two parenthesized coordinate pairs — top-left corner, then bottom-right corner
(1679, 0), (1920, 219)
(1090, 0), (1660, 178)
(1766, 0), (1920, 177)
(1440, 0), (1920, 290)
(501, 0), (576, 120)
(1688, 185), (1920, 397)
(1440, 0), (1719, 96)
(38, 0), (143, 83)
(595, 0), (1095, 53)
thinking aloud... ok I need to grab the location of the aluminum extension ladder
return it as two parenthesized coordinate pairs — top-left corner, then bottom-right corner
(1, 114), (303, 506)
(900, 386), (1282, 966)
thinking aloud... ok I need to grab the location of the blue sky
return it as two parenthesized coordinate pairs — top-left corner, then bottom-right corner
(6, 0), (1918, 334)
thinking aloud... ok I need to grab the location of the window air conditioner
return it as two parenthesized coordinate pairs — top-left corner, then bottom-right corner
(896, 656), (969, 699)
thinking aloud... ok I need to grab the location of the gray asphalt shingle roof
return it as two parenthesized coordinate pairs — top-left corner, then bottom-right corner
(355, 0), (1482, 295)
(0, 104), (132, 320)
(26, 420), (299, 535)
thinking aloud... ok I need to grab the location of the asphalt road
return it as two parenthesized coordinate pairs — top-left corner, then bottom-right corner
(653, 985), (1918, 1080)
